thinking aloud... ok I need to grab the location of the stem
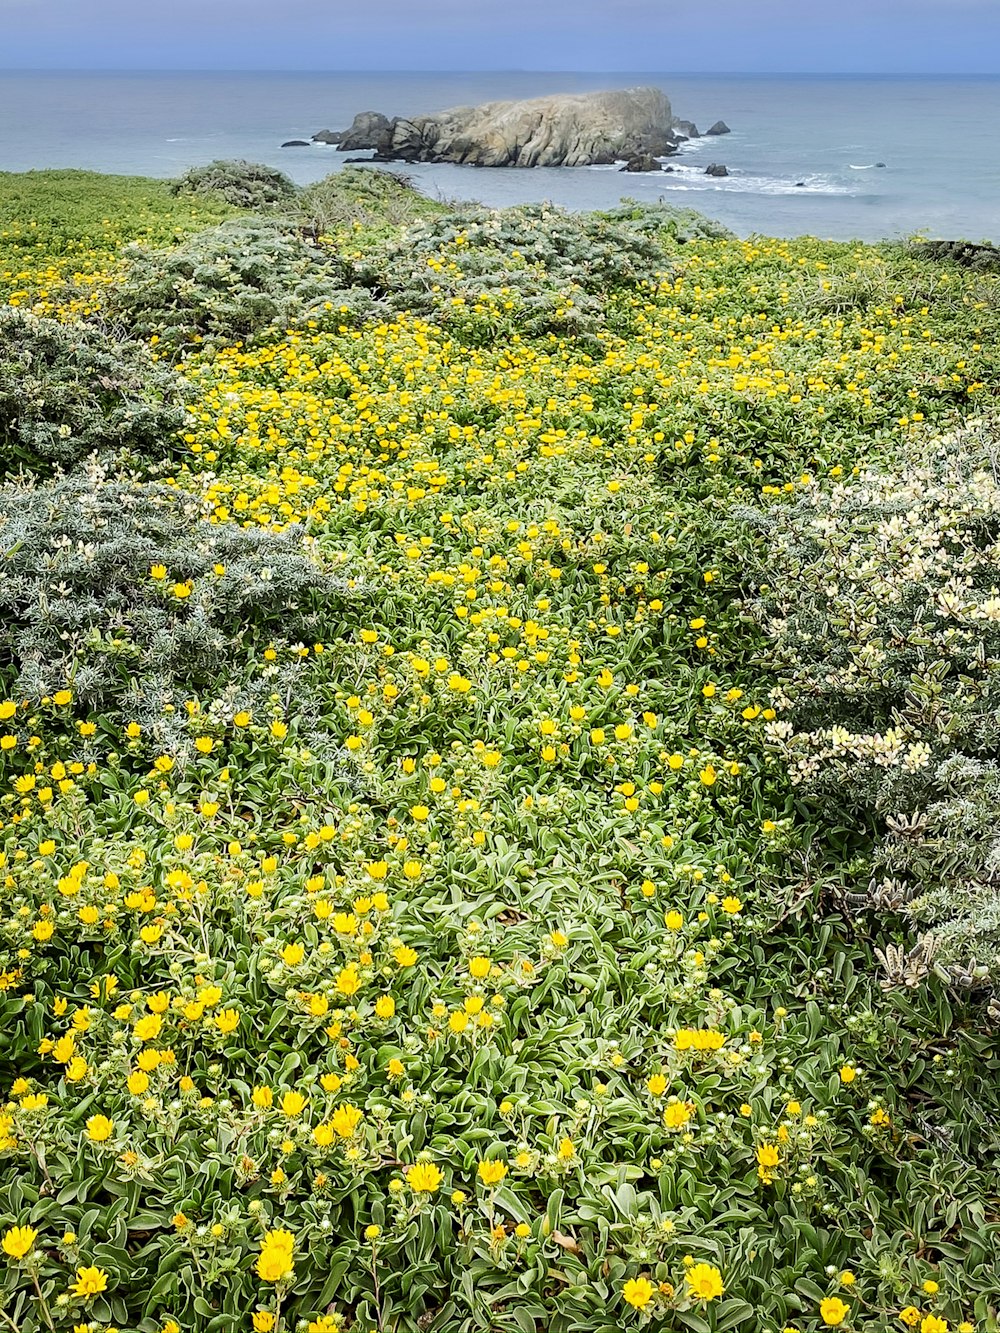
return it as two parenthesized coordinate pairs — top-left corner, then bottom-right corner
(371, 1244), (384, 1332)
(274, 1291), (283, 1333)
(30, 1271), (56, 1332)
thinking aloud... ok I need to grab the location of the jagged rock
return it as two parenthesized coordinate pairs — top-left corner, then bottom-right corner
(311, 129), (342, 144)
(342, 87), (676, 168)
(673, 118), (700, 138)
(705, 163), (729, 177)
(281, 140), (310, 148)
(706, 120), (731, 135)
(620, 153), (663, 173)
(337, 112), (393, 152)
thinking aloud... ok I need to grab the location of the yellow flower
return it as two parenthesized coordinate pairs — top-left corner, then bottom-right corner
(280, 1091), (306, 1117)
(469, 956), (491, 979)
(330, 1104), (363, 1138)
(757, 1144), (781, 1168)
(840, 1065), (857, 1083)
(623, 1276), (655, 1310)
(85, 1115), (114, 1143)
(215, 1009), (240, 1034)
(393, 946), (418, 967)
(663, 1100), (695, 1129)
(407, 1162), (443, 1193)
(71, 1266), (108, 1298)
(686, 1263), (724, 1301)
(921, 1319), (948, 1333)
(820, 1297), (850, 1326)
(374, 996), (395, 1019)
(899, 1310), (922, 1327)
(256, 1229), (295, 1283)
(647, 1074), (667, 1095)
(2, 1225), (37, 1259)
(477, 1159), (508, 1186)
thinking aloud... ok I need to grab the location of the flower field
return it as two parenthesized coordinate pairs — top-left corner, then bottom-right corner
(1, 166), (999, 1333)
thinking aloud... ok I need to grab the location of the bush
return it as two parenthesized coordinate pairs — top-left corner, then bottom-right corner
(297, 165), (445, 238)
(107, 217), (375, 352)
(357, 201), (676, 343)
(170, 159), (298, 209)
(0, 307), (188, 475)
(0, 462), (352, 711)
(741, 420), (1000, 989)
(598, 199), (735, 243)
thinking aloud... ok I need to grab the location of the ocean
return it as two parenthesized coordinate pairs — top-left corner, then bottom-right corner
(2, 70), (998, 241)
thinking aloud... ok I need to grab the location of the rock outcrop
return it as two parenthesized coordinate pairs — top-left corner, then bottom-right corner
(281, 140), (310, 147)
(705, 163), (729, 177)
(337, 112), (392, 152)
(674, 119), (700, 138)
(311, 129), (342, 144)
(705, 120), (731, 136)
(332, 87), (679, 168)
(620, 153), (663, 173)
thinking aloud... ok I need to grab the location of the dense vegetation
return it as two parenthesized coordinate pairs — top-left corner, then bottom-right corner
(1, 165), (998, 1333)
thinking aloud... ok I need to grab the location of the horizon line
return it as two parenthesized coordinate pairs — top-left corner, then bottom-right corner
(3, 66), (1000, 77)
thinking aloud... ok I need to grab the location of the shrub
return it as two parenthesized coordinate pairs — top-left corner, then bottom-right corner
(169, 159), (298, 209)
(0, 462), (353, 711)
(297, 165), (445, 238)
(598, 198), (735, 243)
(909, 237), (1000, 273)
(357, 201), (676, 343)
(741, 420), (1000, 988)
(0, 307), (188, 475)
(107, 217), (375, 352)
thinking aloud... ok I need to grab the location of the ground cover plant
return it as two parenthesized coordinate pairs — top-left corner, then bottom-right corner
(0, 166), (999, 1333)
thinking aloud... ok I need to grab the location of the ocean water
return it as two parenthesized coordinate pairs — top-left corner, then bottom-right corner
(1, 70), (998, 241)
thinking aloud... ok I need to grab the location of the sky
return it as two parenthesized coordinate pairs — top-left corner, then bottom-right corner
(1, 0), (999, 72)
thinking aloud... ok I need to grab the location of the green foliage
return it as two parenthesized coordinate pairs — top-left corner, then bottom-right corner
(355, 201), (680, 344)
(0, 463), (350, 711)
(170, 159), (298, 210)
(598, 198), (735, 242)
(910, 237), (1000, 273)
(741, 421), (1000, 989)
(0, 307), (187, 476)
(297, 165), (447, 239)
(1, 170), (1000, 1333)
(107, 217), (374, 353)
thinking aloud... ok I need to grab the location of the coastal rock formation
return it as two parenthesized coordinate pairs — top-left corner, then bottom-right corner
(674, 119), (700, 138)
(337, 112), (392, 152)
(281, 140), (311, 147)
(311, 129), (342, 144)
(706, 120), (731, 136)
(705, 163), (729, 176)
(620, 153), (663, 172)
(333, 87), (678, 168)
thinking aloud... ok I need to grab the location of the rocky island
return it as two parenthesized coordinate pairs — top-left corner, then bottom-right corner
(314, 86), (722, 169)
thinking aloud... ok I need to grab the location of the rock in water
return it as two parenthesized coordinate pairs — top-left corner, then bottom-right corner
(673, 118), (700, 138)
(706, 120), (731, 135)
(620, 153), (663, 173)
(337, 112), (393, 152)
(704, 163), (729, 177)
(311, 129), (342, 144)
(281, 140), (311, 147)
(338, 87), (676, 168)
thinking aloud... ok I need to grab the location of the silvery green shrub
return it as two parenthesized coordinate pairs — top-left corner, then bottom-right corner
(170, 159), (298, 209)
(108, 217), (375, 353)
(741, 420), (1000, 989)
(0, 307), (188, 476)
(0, 461), (353, 710)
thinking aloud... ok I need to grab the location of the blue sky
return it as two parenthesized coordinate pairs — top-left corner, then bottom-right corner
(1, 0), (998, 71)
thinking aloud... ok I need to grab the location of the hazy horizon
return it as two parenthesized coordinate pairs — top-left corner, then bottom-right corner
(1, 0), (998, 74)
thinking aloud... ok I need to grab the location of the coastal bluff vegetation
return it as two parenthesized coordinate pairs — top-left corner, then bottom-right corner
(0, 162), (998, 1333)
